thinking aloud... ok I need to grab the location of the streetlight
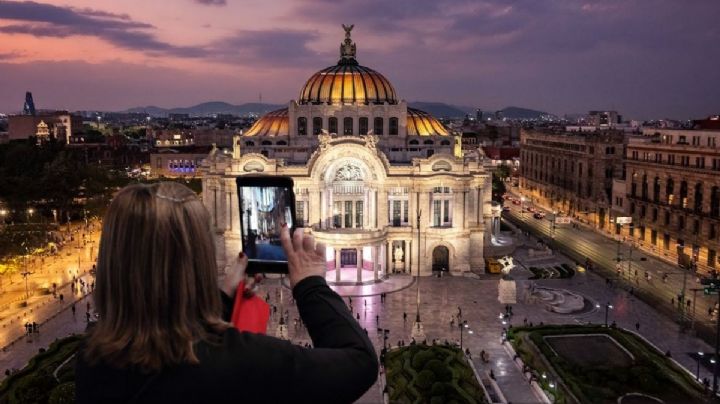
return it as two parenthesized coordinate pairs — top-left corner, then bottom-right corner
(0, 209), (7, 225)
(521, 197), (526, 218)
(27, 208), (34, 223)
(412, 208), (424, 340)
(597, 303), (613, 327)
(697, 352), (704, 380)
(459, 320), (468, 350)
(551, 210), (557, 238)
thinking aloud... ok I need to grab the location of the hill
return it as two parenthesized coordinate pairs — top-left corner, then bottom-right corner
(123, 102), (284, 117)
(408, 102), (471, 119)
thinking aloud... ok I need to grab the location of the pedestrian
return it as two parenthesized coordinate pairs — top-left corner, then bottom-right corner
(403, 312), (407, 323)
(489, 369), (495, 380)
(72, 303), (76, 317)
(87, 301), (91, 312)
(59, 294), (64, 302)
(356, 313), (360, 320)
(376, 315), (379, 325)
(86, 312), (90, 323)
(364, 300), (366, 307)
(523, 317), (528, 326)
(635, 322), (640, 331)
(671, 297), (675, 306)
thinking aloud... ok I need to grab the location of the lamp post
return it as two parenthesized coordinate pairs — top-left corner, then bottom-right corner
(697, 352), (704, 380)
(551, 210), (557, 238)
(597, 302), (613, 327)
(459, 320), (468, 350)
(411, 208), (425, 340)
(0, 209), (7, 225)
(20, 246), (33, 300)
(27, 208), (34, 223)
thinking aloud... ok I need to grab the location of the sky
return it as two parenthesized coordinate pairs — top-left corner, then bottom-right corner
(0, 0), (718, 120)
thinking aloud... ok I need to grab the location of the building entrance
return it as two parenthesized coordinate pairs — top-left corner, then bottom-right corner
(341, 249), (357, 267)
(432, 246), (449, 272)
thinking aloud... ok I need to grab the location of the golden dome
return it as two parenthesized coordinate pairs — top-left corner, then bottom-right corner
(243, 108), (288, 137)
(407, 108), (450, 136)
(299, 25), (397, 105)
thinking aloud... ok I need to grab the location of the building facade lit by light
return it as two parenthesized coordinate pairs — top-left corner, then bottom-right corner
(201, 26), (496, 283)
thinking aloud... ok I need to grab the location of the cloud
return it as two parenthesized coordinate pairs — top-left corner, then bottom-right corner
(194, 0), (226, 5)
(0, 1), (205, 57)
(210, 30), (326, 67)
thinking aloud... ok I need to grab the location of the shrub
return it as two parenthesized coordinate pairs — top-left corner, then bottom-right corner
(411, 349), (435, 370)
(416, 369), (436, 390)
(430, 382), (446, 396)
(48, 382), (75, 404)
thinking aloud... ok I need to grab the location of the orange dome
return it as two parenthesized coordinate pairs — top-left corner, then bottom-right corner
(243, 108), (288, 137)
(407, 108), (450, 136)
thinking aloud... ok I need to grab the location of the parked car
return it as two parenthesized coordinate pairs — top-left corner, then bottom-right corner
(533, 212), (545, 219)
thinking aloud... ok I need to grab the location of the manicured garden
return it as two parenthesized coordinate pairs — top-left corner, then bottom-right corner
(383, 344), (487, 404)
(528, 263), (575, 279)
(0, 335), (80, 404)
(508, 325), (707, 404)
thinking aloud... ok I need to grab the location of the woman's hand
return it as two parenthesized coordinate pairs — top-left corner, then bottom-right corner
(220, 252), (248, 297)
(280, 225), (326, 288)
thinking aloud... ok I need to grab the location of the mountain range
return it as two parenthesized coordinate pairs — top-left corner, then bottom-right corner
(121, 101), (552, 120)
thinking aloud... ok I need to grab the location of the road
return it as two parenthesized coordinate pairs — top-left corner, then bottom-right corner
(501, 194), (719, 340)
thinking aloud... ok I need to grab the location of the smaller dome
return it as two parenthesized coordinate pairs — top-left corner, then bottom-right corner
(407, 108), (450, 136)
(244, 108), (288, 137)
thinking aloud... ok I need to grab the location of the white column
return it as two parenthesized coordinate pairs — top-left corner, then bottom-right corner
(335, 248), (341, 283)
(373, 244), (379, 281)
(386, 240), (392, 275)
(356, 248), (362, 283)
(327, 187), (334, 228)
(321, 191), (326, 230)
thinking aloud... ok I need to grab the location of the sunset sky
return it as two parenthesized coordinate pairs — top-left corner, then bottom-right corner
(0, 0), (718, 119)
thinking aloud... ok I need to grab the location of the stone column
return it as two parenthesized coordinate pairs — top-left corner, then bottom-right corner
(386, 240), (392, 275)
(327, 187), (334, 229)
(377, 189), (388, 228)
(373, 244), (379, 281)
(320, 191), (326, 230)
(404, 240), (410, 273)
(356, 248), (363, 283)
(335, 248), (341, 283)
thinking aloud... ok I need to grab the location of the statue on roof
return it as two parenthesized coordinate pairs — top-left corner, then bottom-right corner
(340, 24), (356, 61)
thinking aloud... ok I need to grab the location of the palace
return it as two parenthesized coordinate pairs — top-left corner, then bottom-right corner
(200, 26), (496, 283)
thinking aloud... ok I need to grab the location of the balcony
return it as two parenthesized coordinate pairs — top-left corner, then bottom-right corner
(309, 226), (387, 246)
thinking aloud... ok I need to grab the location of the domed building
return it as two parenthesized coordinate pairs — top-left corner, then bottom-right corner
(201, 26), (495, 283)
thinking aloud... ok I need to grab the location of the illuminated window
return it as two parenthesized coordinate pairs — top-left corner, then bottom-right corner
(343, 117), (353, 135)
(329, 117), (338, 134)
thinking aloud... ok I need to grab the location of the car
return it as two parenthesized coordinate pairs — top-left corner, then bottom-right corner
(512, 200), (521, 205)
(527, 207), (535, 213)
(502, 206), (511, 212)
(533, 212), (545, 219)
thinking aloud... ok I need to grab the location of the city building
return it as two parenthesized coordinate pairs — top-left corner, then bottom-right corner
(519, 129), (626, 227)
(200, 26), (496, 282)
(586, 110), (621, 128)
(8, 112), (83, 143)
(618, 127), (720, 273)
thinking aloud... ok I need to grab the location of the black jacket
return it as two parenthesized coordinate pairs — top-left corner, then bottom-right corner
(75, 276), (378, 403)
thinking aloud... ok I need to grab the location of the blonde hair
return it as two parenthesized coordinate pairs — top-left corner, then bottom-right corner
(85, 182), (229, 371)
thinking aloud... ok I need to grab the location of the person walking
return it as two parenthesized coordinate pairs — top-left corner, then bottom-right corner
(403, 312), (407, 323)
(635, 322), (640, 332)
(71, 303), (76, 318)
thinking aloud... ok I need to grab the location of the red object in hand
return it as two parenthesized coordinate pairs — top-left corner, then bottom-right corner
(230, 281), (270, 334)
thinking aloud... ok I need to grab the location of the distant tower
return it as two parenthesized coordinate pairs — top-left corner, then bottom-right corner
(475, 108), (483, 122)
(23, 91), (36, 116)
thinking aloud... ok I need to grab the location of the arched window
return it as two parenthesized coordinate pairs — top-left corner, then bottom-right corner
(653, 177), (660, 202)
(343, 117), (353, 135)
(276, 140), (287, 146)
(245, 141), (255, 147)
(328, 117), (338, 134)
(389, 117), (398, 135)
(666, 177), (674, 204)
(711, 186), (720, 218)
(374, 117), (384, 135)
(694, 183), (703, 213)
(313, 117), (322, 135)
(297, 117), (307, 136)
(440, 140), (450, 146)
(680, 181), (688, 208)
(423, 139), (434, 145)
(261, 140), (272, 146)
(359, 117), (368, 135)
(409, 139), (419, 145)
(641, 174), (648, 199)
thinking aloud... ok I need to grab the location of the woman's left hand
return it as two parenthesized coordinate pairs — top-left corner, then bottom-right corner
(220, 252), (248, 297)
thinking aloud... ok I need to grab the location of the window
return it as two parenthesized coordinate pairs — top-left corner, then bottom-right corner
(678, 215), (685, 230)
(297, 117), (307, 136)
(653, 177), (660, 202)
(343, 117), (353, 135)
(651, 230), (658, 245)
(344, 201), (353, 228)
(333, 201), (342, 228)
(711, 225), (717, 240)
(359, 117), (368, 135)
(329, 117), (338, 134)
(423, 139), (434, 145)
(709, 249), (717, 268)
(389, 117), (398, 135)
(641, 174), (648, 200)
(664, 211), (671, 225)
(313, 117), (322, 135)
(409, 139), (419, 145)
(680, 181), (688, 208)
(156, 159), (162, 169)
(245, 141), (255, 146)
(694, 183), (703, 213)
(261, 140), (272, 145)
(693, 219), (700, 235)
(431, 187), (452, 227)
(666, 178), (674, 204)
(276, 140), (287, 146)
(374, 117), (384, 135)
(355, 201), (363, 228)
(711, 186), (720, 217)
(441, 140), (450, 146)
(296, 201), (305, 227)
(652, 208), (658, 222)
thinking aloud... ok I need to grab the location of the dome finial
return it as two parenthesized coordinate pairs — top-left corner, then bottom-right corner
(340, 24), (356, 63)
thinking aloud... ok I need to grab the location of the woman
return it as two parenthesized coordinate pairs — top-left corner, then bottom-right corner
(76, 182), (378, 403)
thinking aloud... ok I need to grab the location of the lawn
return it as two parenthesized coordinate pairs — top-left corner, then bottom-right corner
(384, 344), (487, 404)
(509, 325), (708, 404)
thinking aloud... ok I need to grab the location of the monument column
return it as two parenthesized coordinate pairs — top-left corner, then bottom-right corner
(335, 248), (341, 282)
(356, 247), (362, 283)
